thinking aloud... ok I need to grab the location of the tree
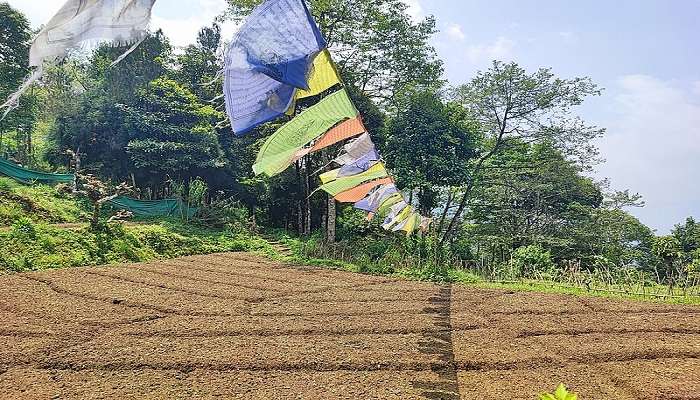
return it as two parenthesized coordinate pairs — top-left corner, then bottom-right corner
(121, 77), (225, 193)
(174, 24), (223, 102)
(0, 3), (37, 162)
(673, 217), (700, 254)
(47, 32), (173, 182)
(441, 61), (604, 243)
(71, 172), (132, 230)
(223, 0), (444, 105)
(652, 235), (682, 285)
(383, 90), (477, 214)
(464, 141), (604, 266)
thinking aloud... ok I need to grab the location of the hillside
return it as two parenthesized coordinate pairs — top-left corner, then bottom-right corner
(0, 177), (89, 226)
(0, 177), (272, 273)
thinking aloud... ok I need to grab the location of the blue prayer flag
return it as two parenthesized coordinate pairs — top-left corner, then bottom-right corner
(224, 0), (327, 136)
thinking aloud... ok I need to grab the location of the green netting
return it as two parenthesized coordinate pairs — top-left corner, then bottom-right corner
(253, 89), (358, 177)
(0, 158), (75, 184)
(108, 196), (197, 218)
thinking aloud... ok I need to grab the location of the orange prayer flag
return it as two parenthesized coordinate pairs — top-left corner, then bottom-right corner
(291, 116), (366, 163)
(310, 116), (366, 153)
(333, 177), (393, 203)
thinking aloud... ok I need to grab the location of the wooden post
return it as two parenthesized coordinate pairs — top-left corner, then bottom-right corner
(327, 194), (336, 243)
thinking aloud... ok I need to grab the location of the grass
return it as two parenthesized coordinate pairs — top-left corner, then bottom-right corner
(271, 232), (700, 306)
(0, 218), (275, 274)
(2, 179), (697, 306)
(0, 177), (89, 225)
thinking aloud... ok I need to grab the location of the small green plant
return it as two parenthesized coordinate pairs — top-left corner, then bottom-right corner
(539, 383), (578, 400)
(11, 217), (36, 239)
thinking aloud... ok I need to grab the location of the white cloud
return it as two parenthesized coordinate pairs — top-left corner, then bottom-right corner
(401, 0), (423, 21)
(151, 0), (237, 48)
(693, 81), (700, 96)
(466, 36), (516, 64)
(446, 23), (466, 41)
(596, 75), (700, 233)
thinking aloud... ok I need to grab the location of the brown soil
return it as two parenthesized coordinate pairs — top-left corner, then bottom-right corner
(1, 252), (698, 399)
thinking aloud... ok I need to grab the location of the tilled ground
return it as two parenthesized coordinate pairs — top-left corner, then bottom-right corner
(1, 253), (699, 399)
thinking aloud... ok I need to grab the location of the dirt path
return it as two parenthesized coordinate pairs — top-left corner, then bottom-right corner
(1, 253), (699, 399)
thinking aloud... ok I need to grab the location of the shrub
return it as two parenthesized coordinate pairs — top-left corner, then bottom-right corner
(11, 217), (37, 240)
(511, 244), (555, 278)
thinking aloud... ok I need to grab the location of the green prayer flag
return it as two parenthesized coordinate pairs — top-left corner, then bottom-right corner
(318, 163), (388, 197)
(253, 89), (358, 176)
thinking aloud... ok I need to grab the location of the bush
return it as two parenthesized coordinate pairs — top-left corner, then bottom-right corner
(11, 217), (37, 240)
(511, 244), (555, 278)
(196, 198), (250, 231)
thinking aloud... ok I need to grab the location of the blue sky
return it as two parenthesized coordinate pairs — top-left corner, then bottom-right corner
(9, 0), (700, 234)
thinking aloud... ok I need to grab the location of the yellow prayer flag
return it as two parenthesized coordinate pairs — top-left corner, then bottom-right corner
(286, 49), (342, 115)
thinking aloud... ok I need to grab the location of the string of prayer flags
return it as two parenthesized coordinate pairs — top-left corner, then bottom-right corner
(354, 184), (399, 212)
(333, 177), (393, 203)
(315, 162), (388, 197)
(253, 89), (358, 177)
(291, 116), (367, 162)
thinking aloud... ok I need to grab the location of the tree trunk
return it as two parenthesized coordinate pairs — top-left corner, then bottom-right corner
(91, 202), (101, 231)
(25, 130), (32, 165)
(327, 194), (336, 243)
(304, 163), (311, 235)
(295, 161), (304, 235)
(437, 188), (454, 233)
(297, 201), (304, 236)
(440, 182), (475, 245)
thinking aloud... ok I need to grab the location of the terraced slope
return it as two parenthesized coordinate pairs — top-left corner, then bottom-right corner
(1, 253), (699, 399)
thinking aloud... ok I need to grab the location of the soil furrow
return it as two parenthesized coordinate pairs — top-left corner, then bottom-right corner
(120, 326), (483, 338)
(517, 327), (700, 338)
(85, 270), (268, 302)
(3, 252), (699, 399)
(17, 275), (240, 317)
(130, 265), (284, 292)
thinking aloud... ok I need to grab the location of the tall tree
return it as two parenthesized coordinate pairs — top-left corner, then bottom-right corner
(47, 32), (173, 180)
(441, 61), (604, 243)
(121, 77), (225, 193)
(0, 3), (37, 161)
(383, 90), (477, 214)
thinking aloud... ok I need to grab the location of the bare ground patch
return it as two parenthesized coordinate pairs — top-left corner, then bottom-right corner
(1, 252), (698, 399)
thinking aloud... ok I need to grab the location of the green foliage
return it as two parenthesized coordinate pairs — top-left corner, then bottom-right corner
(540, 383), (578, 400)
(122, 77), (224, 190)
(510, 245), (555, 278)
(0, 3), (38, 161)
(653, 236), (682, 262)
(384, 90), (477, 213)
(441, 61), (604, 243)
(11, 216), (36, 240)
(195, 198), (251, 231)
(0, 177), (89, 225)
(0, 221), (271, 273)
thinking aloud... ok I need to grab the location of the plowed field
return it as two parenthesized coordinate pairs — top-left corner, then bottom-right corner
(1, 252), (699, 399)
